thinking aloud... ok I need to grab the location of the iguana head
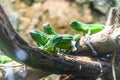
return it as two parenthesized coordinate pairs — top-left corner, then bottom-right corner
(69, 20), (87, 32)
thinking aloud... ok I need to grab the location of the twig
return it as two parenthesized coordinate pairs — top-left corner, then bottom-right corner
(112, 52), (116, 80)
(106, 7), (117, 27)
(106, 7), (117, 80)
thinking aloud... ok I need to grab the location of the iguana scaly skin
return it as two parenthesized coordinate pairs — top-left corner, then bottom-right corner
(69, 20), (105, 35)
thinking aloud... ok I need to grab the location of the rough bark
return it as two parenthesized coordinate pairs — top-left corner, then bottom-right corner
(0, 4), (118, 79)
(0, 4), (110, 78)
(75, 7), (118, 56)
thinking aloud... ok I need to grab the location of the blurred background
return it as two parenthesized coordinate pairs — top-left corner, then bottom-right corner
(1, 0), (117, 45)
(0, 0), (117, 80)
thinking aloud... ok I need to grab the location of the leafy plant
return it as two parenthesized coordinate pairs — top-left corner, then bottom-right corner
(0, 55), (13, 64)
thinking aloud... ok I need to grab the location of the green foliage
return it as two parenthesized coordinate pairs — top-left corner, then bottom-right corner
(0, 55), (13, 64)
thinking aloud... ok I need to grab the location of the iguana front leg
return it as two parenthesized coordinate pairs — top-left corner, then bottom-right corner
(43, 35), (63, 53)
(82, 28), (103, 78)
(83, 28), (98, 56)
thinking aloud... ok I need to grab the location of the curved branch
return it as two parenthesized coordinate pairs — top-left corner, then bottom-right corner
(0, 4), (110, 78)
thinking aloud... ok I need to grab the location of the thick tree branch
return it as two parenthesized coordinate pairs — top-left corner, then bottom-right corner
(0, 4), (111, 78)
(75, 7), (118, 56)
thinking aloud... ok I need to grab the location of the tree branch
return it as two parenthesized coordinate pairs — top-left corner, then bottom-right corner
(0, 4), (111, 78)
(106, 7), (117, 27)
(75, 7), (118, 56)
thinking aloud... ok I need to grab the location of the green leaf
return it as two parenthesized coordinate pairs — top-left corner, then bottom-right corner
(0, 55), (13, 64)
